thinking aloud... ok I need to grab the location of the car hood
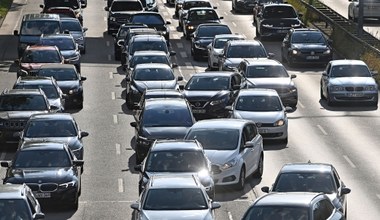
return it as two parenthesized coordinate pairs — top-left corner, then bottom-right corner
(224, 58), (245, 68)
(110, 11), (142, 16)
(261, 18), (301, 26)
(134, 80), (177, 92)
(193, 38), (214, 47)
(183, 90), (230, 101)
(0, 111), (48, 120)
(23, 137), (81, 149)
(329, 77), (376, 86)
(7, 167), (75, 183)
(188, 20), (219, 26)
(144, 24), (167, 32)
(246, 77), (293, 88)
(142, 127), (190, 139)
(291, 43), (329, 51)
(141, 210), (212, 220)
(204, 149), (237, 165)
(48, 98), (63, 109)
(56, 80), (80, 90)
(60, 50), (78, 58)
(233, 110), (285, 123)
(68, 32), (83, 39)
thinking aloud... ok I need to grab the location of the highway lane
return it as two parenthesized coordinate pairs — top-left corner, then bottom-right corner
(0, 0), (380, 219)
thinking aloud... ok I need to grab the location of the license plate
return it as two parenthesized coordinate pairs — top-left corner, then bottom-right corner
(192, 109), (206, 114)
(347, 93), (364, 97)
(34, 192), (51, 198)
(259, 129), (268, 133)
(306, 56), (319, 60)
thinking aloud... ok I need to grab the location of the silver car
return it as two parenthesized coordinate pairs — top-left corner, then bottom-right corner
(348, 0), (380, 21)
(228, 88), (292, 144)
(131, 175), (221, 220)
(320, 59), (378, 106)
(60, 17), (88, 54)
(184, 119), (264, 190)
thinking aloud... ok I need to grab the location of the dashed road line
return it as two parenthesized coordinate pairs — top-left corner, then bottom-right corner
(118, 178), (124, 192)
(376, 194), (380, 200)
(109, 72), (113, 79)
(106, 41), (110, 47)
(228, 211), (234, 220)
(113, 115), (118, 124)
(232, 22), (237, 27)
(298, 100), (305, 108)
(116, 143), (121, 155)
(180, 51), (187, 58)
(317, 124), (328, 135)
(104, 17), (107, 22)
(343, 155), (356, 168)
(224, 12), (228, 16)
(178, 66), (187, 83)
(111, 92), (116, 100)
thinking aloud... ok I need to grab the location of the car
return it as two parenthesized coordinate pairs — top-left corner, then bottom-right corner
(125, 63), (183, 109)
(191, 23), (232, 60)
(39, 34), (81, 72)
(320, 59), (379, 106)
(255, 4), (303, 40)
(13, 76), (66, 112)
(183, 8), (223, 40)
(14, 13), (62, 57)
(35, 64), (86, 108)
(1, 142), (83, 209)
(40, 0), (84, 25)
(178, 0), (214, 28)
(60, 17), (88, 54)
(252, 0), (284, 23)
(241, 192), (345, 220)
(0, 89), (57, 145)
(348, 0), (380, 21)
(228, 89), (292, 143)
(19, 113), (89, 160)
(140, 0), (158, 12)
(181, 71), (243, 119)
(261, 162), (351, 217)
(218, 40), (273, 71)
(15, 45), (65, 78)
(134, 139), (214, 197)
(237, 58), (298, 107)
(184, 119), (264, 190)
(130, 175), (221, 220)
(232, 0), (256, 13)
(104, 0), (144, 35)
(113, 23), (148, 60)
(128, 12), (171, 42)
(281, 28), (333, 67)
(0, 184), (44, 219)
(41, 6), (83, 25)
(130, 98), (196, 163)
(207, 34), (245, 70)
(136, 89), (184, 110)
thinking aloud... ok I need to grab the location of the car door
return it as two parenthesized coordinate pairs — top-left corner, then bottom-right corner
(321, 63), (332, 96)
(242, 123), (262, 176)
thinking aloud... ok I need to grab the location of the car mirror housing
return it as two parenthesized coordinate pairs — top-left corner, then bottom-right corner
(13, 30), (19, 36)
(130, 122), (138, 127)
(33, 213), (45, 219)
(290, 74), (297, 79)
(322, 71), (328, 76)
(284, 106), (293, 113)
(225, 105), (232, 111)
(177, 76), (183, 81)
(104, 6), (109, 11)
(244, 141), (254, 148)
(232, 84), (240, 90)
(130, 203), (140, 210)
(170, 51), (176, 56)
(179, 85), (185, 90)
(39, 4), (44, 8)
(268, 53), (275, 58)
(172, 63), (178, 68)
(81, 76), (87, 81)
(341, 187), (351, 195)
(134, 164), (142, 172)
(0, 161), (10, 168)
(211, 202), (221, 209)
(261, 186), (270, 193)
(81, 131), (89, 137)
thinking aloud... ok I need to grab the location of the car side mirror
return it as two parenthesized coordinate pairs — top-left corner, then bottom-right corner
(81, 76), (87, 81)
(244, 141), (254, 148)
(211, 202), (221, 210)
(268, 53), (275, 58)
(179, 85), (185, 90)
(83, 27), (88, 32)
(322, 72), (328, 77)
(341, 187), (351, 195)
(213, 6), (218, 9)
(50, 105), (59, 111)
(232, 84), (240, 90)
(218, 54), (224, 58)
(39, 4), (44, 8)
(298, 13), (303, 18)
(166, 21), (171, 25)
(126, 76), (131, 82)
(225, 105), (232, 111)
(283, 40), (289, 44)
(170, 51), (176, 56)
(327, 39), (333, 45)
(172, 63), (178, 68)
(14, 59), (20, 64)
(73, 160), (84, 166)
(284, 106), (293, 113)
(13, 30), (19, 36)
(261, 186), (270, 193)
(177, 76), (183, 81)
(207, 43), (212, 49)
(134, 164), (142, 172)
(371, 70), (378, 76)
(33, 213), (45, 219)
(104, 6), (109, 11)
(130, 203), (140, 210)
(290, 74), (297, 79)
(190, 33), (195, 38)
(130, 122), (137, 127)
(81, 131), (89, 138)
(0, 161), (10, 168)
(219, 16), (224, 19)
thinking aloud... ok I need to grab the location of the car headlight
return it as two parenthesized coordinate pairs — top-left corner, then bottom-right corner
(77, 36), (84, 41)
(291, 23), (301, 28)
(290, 86), (297, 93)
(187, 25), (195, 30)
(331, 85), (344, 91)
(210, 98), (226, 106)
(221, 158), (238, 171)
(274, 119), (285, 127)
(194, 42), (202, 49)
(262, 24), (273, 28)
(130, 85), (141, 94)
(323, 49), (331, 54)
(69, 88), (80, 94)
(59, 180), (77, 189)
(177, 3), (183, 8)
(364, 85), (377, 91)
(291, 49), (298, 55)
(0, 121), (4, 126)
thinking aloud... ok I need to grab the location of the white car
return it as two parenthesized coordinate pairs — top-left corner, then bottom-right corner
(348, 0), (380, 21)
(184, 119), (264, 190)
(207, 34), (245, 70)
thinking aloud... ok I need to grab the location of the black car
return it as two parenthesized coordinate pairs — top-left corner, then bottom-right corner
(114, 23), (148, 60)
(180, 71), (243, 119)
(255, 4), (303, 40)
(252, 0), (284, 23)
(20, 113), (89, 160)
(104, 0), (144, 35)
(137, 89), (184, 110)
(178, 0), (214, 29)
(183, 8), (223, 40)
(190, 23), (232, 60)
(128, 12), (171, 42)
(1, 142), (83, 209)
(36, 64), (86, 108)
(281, 28), (333, 67)
(130, 98), (195, 163)
(40, 0), (83, 25)
(125, 63), (183, 109)
(232, 0), (256, 13)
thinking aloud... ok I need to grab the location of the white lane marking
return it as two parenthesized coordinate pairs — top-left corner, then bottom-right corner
(224, 12), (228, 16)
(111, 92), (116, 100)
(376, 194), (380, 200)
(242, 34), (247, 39)
(0, 152), (6, 160)
(106, 41), (110, 47)
(228, 211), (234, 220)
(180, 52), (187, 58)
(116, 143), (121, 155)
(107, 54), (111, 61)
(298, 101), (305, 108)
(172, 34), (179, 39)
(343, 155), (356, 168)
(109, 72), (113, 79)
(104, 17), (107, 22)
(118, 178), (124, 192)
(113, 115), (118, 124)
(232, 22), (237, 27)
(178, 66), (187, 83)
(177, 43), (184, 48)
(317, 125), (328, 135)
(14, 7), (25, 30)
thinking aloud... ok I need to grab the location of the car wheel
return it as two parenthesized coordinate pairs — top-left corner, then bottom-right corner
(254, 156), (264, 178)
(234, 166), (245, 190)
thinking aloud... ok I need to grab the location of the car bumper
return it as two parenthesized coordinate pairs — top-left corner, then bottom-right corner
(278, 92), (298, 107)
(193, 46), (208, 57)
(289, 53), (332, 65)
(64, 92), (84, 106)
(258, 125), (288, 140)
(31, 186), (79, 204)
(191, 104), (230, 119)
(329, 91), (378, 103)
(0, 128), (23, 144)
(260, 26), (291, 38)
(212, 164), (241, 186)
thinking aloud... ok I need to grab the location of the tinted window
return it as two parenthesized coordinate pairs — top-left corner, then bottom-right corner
(24, 120), (77, 137)
(188, 9), (218, 20)
(0, 95), (47, 111)
(44, 0), (80, 9)
(330, 65), (372, 77)
(133, 68), (174, 80)
(226, 45), (267, 58)
(0, 199), (31, 220)
(273, 173), (336, 194)
(236, 95), (282, 111)
(142, 106), (193, 127)
(110, 1), (143, 11)
(197, 26), (231, 37)
(214, 37), (242, 49)
(131, 15), (164, 25)
(40, 38), (75, 50)
(14, 149), (71, 168)
(242, 206), (309, 220)
(14, 84), (59, 99)
(22, 49), (61, 63)
(263, 6), (297, 18)
(20, 21), (61, 35)
(291, 32), (326, 44)
(185, 76), (230, 90)
(130, 55), (170, 68)
(186, 128), (240, 150)
(38, 68), (79, 80)
(61, 20), (82, 31)
(130, 41), (168, 54)
(183, 1), (212, 9)
(246, 65), (289, 77)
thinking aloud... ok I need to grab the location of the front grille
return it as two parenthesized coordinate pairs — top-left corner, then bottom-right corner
(190, 100), (208, 108)
(257, 123), (275, 128)
(300, 51), (325, 55)
(345, 87), (364, 91)
(211, 165), (221, 174)
(27, 183), (58, 192)
(3, 120), (27, 129)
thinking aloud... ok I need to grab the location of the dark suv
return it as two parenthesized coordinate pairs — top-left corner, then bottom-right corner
(0, 89), (57, 145)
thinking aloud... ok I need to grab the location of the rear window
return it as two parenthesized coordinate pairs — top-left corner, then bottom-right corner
(44, 0), (80, 9)
(263, 6), (297, 18)
(20, 20), (61, 35)
(111, 1), (143, 11)
(130, 15), (164, 25)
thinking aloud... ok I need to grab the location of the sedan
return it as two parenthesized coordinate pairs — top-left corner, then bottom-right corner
(178, 0), (214, 28)
(185, 119), (264, 190)
(113, 23), (148, 60)
(320, 59), (378, 106)
(60, 17), (88, 54)
(184, 8), (224, 40)
(261, 162), (351, 217)
(1, 142), (83, 209)
(128, 12), (171, 42)
(229, 89), (292, 144)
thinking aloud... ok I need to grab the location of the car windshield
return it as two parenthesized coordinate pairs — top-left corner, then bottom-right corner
(242, 206), (309, 220)
(20, 20), (60, 35)
(142, 106), (193, 127)
(24, 120), (77, 137)
(22, 50), (61, 63)
(291, 32), (326, 44)
(130, 56), (169, 68)
(44, 0), (80, 9)
(185, 76), (230, 90)
(226, 45), (267, 58)
(133, 67), (174, 81)
(197, 26), (231, 37)
(145, 151), (207, 172)
(0, 95), (47, 111)
(246, 65), (289, 78)
(130, 41), (168, 54)
(110, 2), (143, 11)
(40, 38), (75, 50)
(186, 129), (239, 150)
(61, 20), (82, 32)
(214, 37), (242, 49)
(131, 15), (164, 25)
(14, 149), (71, 168)
(183, 1), (212, 9)
(188, 9), (218, 21)
(38, 68), (79, 80)
(235, 95), (282, 111)
(0, 199), (31, 220)
(144, 188), (207, 210)
(273, 173), (336, 194)
(330, 65), (372, 77)
(263, 6), (297, 19)
(13, 84), (59, 99)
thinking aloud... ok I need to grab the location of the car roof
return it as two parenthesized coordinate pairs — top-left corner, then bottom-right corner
(29, 112), (74, 121)
(291, 28), (320, 33)
(2, 89), (44, 96)
(228, 40), (263, 46)
(39, 63), (77, 70)
(40, 34), (74, 39)
(60, 17), (80, 22)
(148, 175), (202, 189)
(132, 35), (166, 42)
(329, 59), (367, 66)
(254, 192), (323, 207)
(190, 119), (250, 130)
(243, 58), (282, 66)
(279, 162), (334, 174)
(184, 0), (211, 3)
(144, 89), (182, 95)
(263, 3), (294, 8)
(191, 71), (234, 78)
(22, 13), (60, 21)
(133, 50), (167, 56)
(26, 45), (58, 51)
(188, 7), (216, 11)
(134, 63), (172, 69)
(152, 140), (202, 151)
(238, 88), (280, 96)
(16, 76), (55, 85)
(145, 98), (188, 109)
(214, 34), (245, 39)
(198, 23), (229, 28)
(20, 141), (67, 151)
(0, 184), (29, 200)
(128, 28), (158, 33)
(131, 12), (162, 16)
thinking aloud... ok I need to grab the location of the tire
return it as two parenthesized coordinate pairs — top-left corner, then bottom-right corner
(326, 91), (334, 106)
(234, 166), (245, 190)
(254, 156), (264, 178)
